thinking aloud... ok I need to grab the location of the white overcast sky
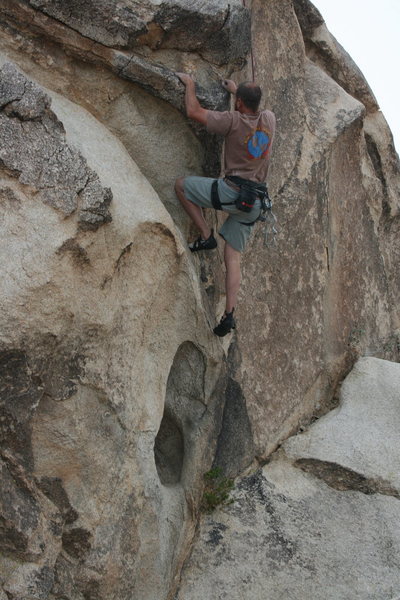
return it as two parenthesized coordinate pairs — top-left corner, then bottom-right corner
(311, 0), (400, 153)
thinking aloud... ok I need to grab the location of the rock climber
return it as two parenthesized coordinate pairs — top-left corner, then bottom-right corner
(175, 73), (276, 336)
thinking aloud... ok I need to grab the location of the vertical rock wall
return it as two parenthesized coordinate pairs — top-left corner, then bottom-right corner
(218, 0), (400, 467)
(0, 2), (251, 598)
(0, 56), (228, 600)
(0, 1), (399, 599)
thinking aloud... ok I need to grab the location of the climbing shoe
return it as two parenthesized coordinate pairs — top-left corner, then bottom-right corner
(213, 310), (235, 337)
(188, 229), (217, 252)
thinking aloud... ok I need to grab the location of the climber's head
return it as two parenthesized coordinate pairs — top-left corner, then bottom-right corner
(235, 82), (262, 114)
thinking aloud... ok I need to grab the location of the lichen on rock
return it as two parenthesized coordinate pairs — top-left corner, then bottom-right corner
(0, 62), (112, 228)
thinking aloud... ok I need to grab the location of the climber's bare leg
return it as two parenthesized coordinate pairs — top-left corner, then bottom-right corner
(175, 177), (211, 240)
(224, 241), (241, 313)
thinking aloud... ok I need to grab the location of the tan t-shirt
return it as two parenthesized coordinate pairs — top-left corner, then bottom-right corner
(206, 109), (276, 183)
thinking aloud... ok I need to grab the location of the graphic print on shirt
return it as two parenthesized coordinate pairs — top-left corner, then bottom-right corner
(245, 128), (272, 160)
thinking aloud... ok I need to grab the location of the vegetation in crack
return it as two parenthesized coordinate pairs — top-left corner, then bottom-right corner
(201, 467), (234, 513)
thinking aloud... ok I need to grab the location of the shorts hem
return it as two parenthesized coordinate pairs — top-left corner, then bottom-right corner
(218, 231), (244, 253)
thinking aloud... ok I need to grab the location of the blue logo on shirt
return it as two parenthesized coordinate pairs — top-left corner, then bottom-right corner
(246, 129), (271, 159)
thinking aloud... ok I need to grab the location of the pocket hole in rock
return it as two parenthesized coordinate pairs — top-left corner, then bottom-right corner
(154, 408), (184, 486)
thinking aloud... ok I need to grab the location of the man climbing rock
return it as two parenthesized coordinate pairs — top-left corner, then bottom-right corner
(175, 74), (275, 336)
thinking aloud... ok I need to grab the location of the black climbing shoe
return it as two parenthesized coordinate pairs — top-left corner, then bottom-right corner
(213, 310), (235, 337)
(189, 229), (217, 252)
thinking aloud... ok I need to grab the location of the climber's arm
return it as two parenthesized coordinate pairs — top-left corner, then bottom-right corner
(176, 73), (208, 125)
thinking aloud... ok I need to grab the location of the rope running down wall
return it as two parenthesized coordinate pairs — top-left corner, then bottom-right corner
(242, 0), (255, 82)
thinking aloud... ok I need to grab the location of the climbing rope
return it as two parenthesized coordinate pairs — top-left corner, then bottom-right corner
(242, 0), (255, 82)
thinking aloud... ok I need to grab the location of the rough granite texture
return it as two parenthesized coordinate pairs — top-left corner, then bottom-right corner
(0, 62), (112, 229)
(176, 358), (400, 599)
(0, 66), (227, 600)
(0, 0), (399, 598)
(284, 357), (400, 496)
(234, 0), (400, 460)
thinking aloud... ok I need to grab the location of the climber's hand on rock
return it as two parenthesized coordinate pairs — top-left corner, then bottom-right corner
(222, 79), (237, 94)
(176, 72), (194, 86)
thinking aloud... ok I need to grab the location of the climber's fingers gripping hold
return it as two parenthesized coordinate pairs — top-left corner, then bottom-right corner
(176, 72), (194, 86)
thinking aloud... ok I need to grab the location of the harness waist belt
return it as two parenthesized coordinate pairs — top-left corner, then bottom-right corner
(226, 175), (267, 195)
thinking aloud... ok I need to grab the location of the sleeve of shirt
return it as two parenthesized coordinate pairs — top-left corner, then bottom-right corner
(206, 110), (234, 136)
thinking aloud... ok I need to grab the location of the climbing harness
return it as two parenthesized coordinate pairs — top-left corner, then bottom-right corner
(210, 177), (278, 245)
(225, 175), (267, 214)
(211, 177), (261, 222)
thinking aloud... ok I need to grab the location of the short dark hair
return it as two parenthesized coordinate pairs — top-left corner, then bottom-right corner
(236, 82), (262, 112)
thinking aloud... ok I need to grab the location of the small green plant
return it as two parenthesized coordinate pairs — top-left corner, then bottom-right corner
(201, 467), (234, 513)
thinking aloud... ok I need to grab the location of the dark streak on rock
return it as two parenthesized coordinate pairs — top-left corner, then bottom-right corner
(57, 238), (91, 266)
(82, 578), (101, 600)
(115, 242), (133, 272)
(0, 455), (40, 558)
(295, 458), (400, 499)
(0, 349), (43, 470)
(62, 527), (92, 559)
(37, 476), (79, 524)
(364, 132), (390, 217)
(292, 0), (324, 37)
(213, 342), (255, 479)
(237, 470), (302, 567)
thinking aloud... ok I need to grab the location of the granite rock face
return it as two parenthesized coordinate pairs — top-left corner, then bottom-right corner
(0, 63), (112, 229)
(26, 0), (251, 66)
(229, 0), (400, 462)
(0, 0), (399, 599)
(0, 61), (227, 600)
(284, 357), (400, 497)
(176, 358), (400, 599)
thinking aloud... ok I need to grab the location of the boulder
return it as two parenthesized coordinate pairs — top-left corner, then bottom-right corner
(176, 359), (400, 599)
(0, 63), (226, 600)
(284, 357), (400, 496)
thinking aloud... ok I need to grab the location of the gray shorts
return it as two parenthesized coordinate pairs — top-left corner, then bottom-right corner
(183, 176), (261, 252)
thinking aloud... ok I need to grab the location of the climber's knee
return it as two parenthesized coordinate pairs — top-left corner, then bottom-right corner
(175, 176), (185, 196)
